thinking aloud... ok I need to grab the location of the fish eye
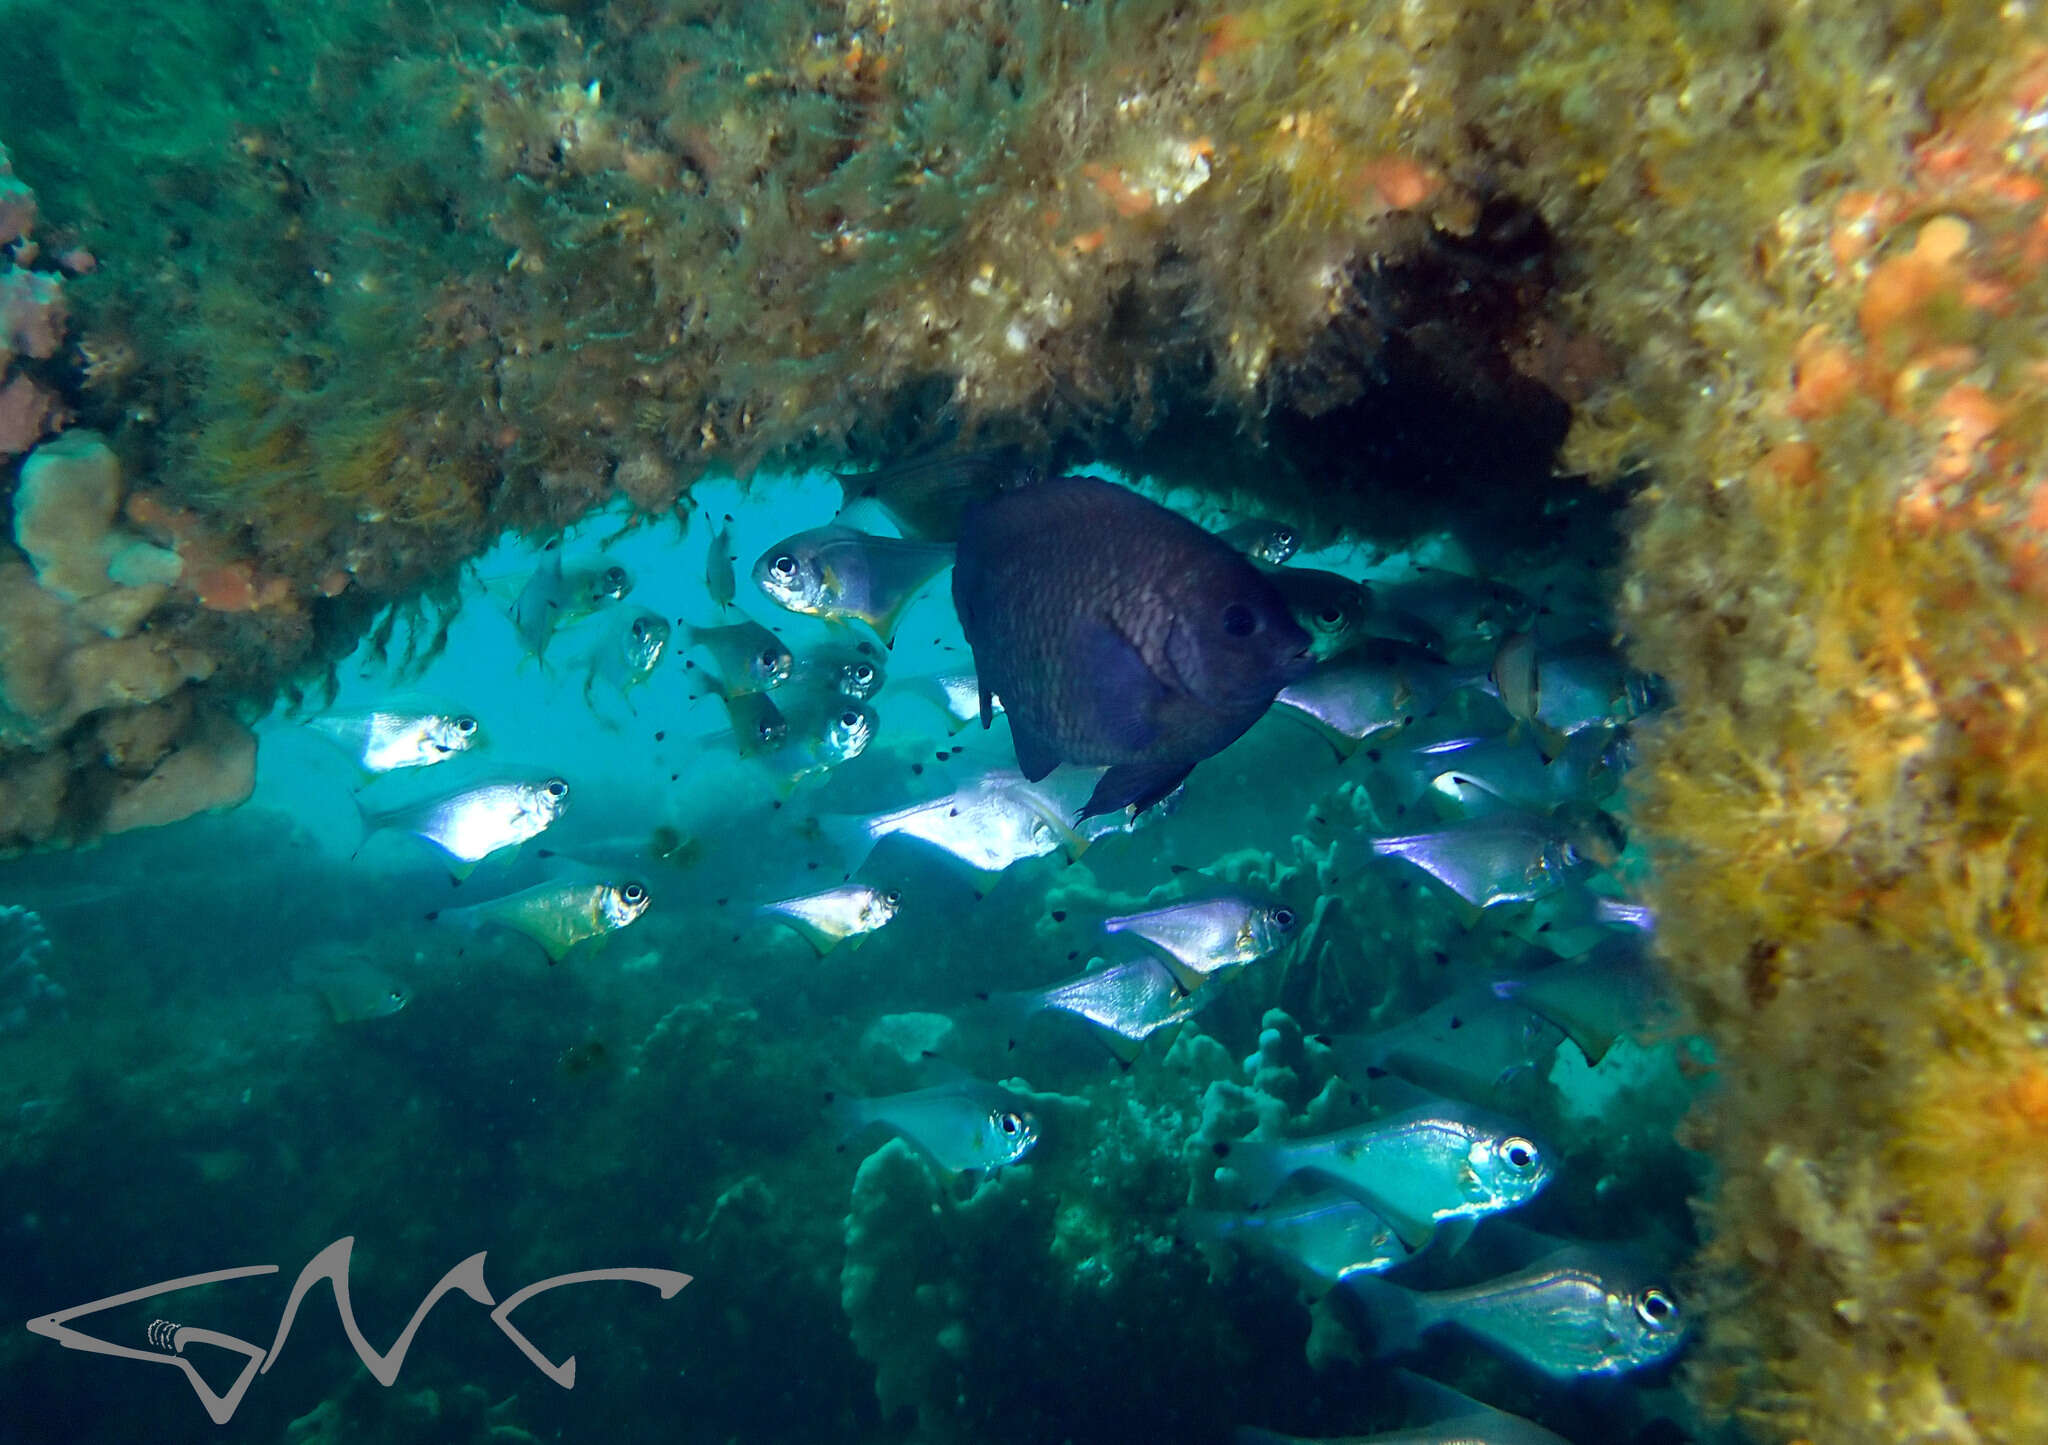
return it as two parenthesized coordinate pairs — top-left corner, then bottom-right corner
(998, 1110), (1024, 1136)
(623, 883), (647, 903)
(1316, 606), (1344, 626)
(1636, 1289), (1679, 1329)
(454, 715), (478, 734)
(1274, 527), (1296, 547)
(882, 890), (901, 906)
(603, 566), (628, 589)
(756, 721), (778, 741)
(1221, 602), (1258, 637)
(1272, 906), (1297, 930)
(840, 709), (860, 728)
(759, 648), (782, 668)
(770, 554), (798, 580)
(388, 989), (406, 1003)
(544, 778), (569, 798)
(1503, 1137), (1538, 1171)
(853, 663), (875, 684)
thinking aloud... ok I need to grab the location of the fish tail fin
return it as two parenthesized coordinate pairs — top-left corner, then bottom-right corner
(812, 813), (879, 871)
(974, 988), (1043, 1034)
(1208, 1137), (1294, 1207)
(1594, 894), (1657, 931)
(822, 1092), (874, 1145)
(1175, 1208), (1237, 1249)
(759, 904), (837, 955)
(1333, 1274), (1432, 1360)
(347, 793), (385, 859)
(1092, 1020), (1173, 1067)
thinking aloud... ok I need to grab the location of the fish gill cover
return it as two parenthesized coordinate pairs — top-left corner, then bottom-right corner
(0, 4), (2044, 1445)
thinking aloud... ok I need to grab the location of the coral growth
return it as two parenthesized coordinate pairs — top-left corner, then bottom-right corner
(0, 141), (68, 457)
(0, 904), (61, 1035)
(1, 431), (256, 846)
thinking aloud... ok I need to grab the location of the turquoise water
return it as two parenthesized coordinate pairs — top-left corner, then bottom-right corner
(0, 456), (1713, 1442)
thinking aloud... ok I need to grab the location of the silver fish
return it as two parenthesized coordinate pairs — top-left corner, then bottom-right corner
(1492, 933), (1678, 1065)
(986, 955), (1202, 1063)
(360, 776), (570, 878)
(1369, 807), (1618, 910)
(753, 525), (955, 644)
(832, 446), (1043, 539)
(759, 882), (899, 953)
(316, 971), (412, 1026)
(1272, 641), (1481, 759)
(1103, 893), (1298, 990)
(827, 1077), (1038, 1173)
(510, 553), (633, 665)
(789, 641), (886, 700)
(704, 517), (736, 612)
(1384, 726), (1625, 821)
(304, 707), (480, 775)
(1504, 882), (1657, 956)
(1488, 629), (1542, 732)
(1221, 517), (1302, 566)
(1338, 1245), (1687, 1378)
(1181, 1190), (1401, 1295)
(1376, 572), (1537, 661)
(1214, 1100), (1553, 1250)
(1268, 567), (1374, 662)
(1524, 640), (1668, 736)
(582, 610), (669, 712)
(428, 879), (650, 963)
(759, 700), (876, 789)
(1323, 989), (1566, 1111)
(679, 620), (793, 697)
(1237, 1373), (1572, 1444)
(834, 773), (1085, 877)
(912, 670), (999, 733)
(719, 691), (789, 757)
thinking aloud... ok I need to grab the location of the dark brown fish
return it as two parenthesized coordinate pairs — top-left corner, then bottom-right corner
(953, 475), (1311, 818)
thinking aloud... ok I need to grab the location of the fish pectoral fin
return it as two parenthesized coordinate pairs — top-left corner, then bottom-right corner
(1373, 1202), (1438, 1254)
(1076, 619), (1165, 753)
(1431, 1217), (1478, 1258)
(1081, 762), (1193, 821)
(1091, 1023), (1152, 1067)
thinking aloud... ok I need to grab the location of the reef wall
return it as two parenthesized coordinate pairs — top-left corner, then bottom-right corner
(0, 1), (2043, 1437)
